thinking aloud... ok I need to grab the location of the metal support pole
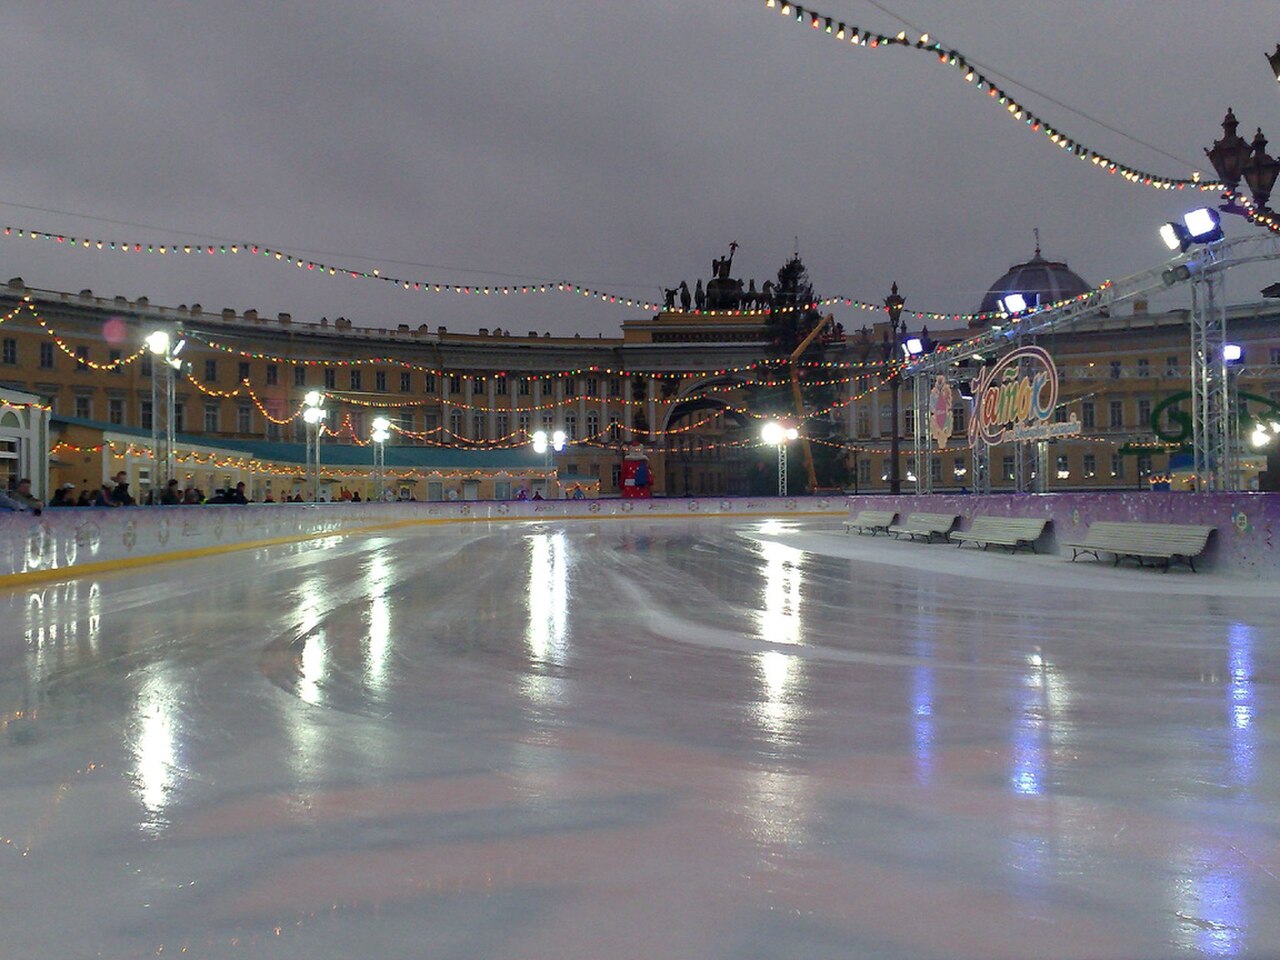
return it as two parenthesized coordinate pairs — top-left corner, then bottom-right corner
(912, 372), (931, 494)
(372, 439), (385, 500)
(777, 442), (787, 497)
(889, 375), (901, 494)
(1190, 250), (1231, 490)
(150, 346), (176, 499)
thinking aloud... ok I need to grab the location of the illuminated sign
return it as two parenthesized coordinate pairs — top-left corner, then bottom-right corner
(967, 345), (1079, 446)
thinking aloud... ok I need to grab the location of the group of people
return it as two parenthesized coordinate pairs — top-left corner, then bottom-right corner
(0, 472), (260, 514)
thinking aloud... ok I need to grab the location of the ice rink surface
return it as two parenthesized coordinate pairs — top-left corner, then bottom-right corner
(1, 516), (1278, 959)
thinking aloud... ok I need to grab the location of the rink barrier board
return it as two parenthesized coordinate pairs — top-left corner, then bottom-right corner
(841, 492), (1280, 579)
(0, 498), (845, 587)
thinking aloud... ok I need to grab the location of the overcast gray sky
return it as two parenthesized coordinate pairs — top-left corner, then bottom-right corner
(1, 1), (1276, 336)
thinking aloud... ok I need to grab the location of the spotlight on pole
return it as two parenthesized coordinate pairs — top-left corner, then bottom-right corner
(761, 421), (785, 446)
(1183, 207), (1224, 243)
(902, 336), (925, 357)
(551, 429), (567, 452)
(532, 429), (549, 454)
(145, 330), (170, 354)
(999, 293), (1028, 314)
(1159, 221), (1190, 251)
(1224, 343), (1244, 365)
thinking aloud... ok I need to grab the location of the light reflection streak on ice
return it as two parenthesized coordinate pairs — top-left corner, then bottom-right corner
(295, 575), (328, 707)
(1011, 653), (1051, 797)
(756, 542), (804, 648)
(130, 667), (180, 834)
(1227, 622), (1255, 786)
(364, 553), (392, 694)
(911, 634), (934, 787)
(1175, 856), (1246, 957)
(526, 533), (568, 666)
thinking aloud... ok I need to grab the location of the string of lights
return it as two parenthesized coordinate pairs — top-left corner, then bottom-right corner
(760, 0), (1221, 192)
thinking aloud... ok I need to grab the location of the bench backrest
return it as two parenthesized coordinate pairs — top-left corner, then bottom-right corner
(851, 510), (897, 526)
(900, 512), (958, 531)
(1082, 521), (1214, 552)
(965, 516), (1048, 538)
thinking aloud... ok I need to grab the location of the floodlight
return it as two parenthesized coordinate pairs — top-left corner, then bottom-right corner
(303, 390), (324, 408)
(1223, 343), (1244, 364)
(761, 422), (785, 445)
(785, 426), (799, 441)
(145, 330), (170, 354)
(532, 429), (548, 454)
(171, 338), (186, 357)
(371, 415), (391, 431)
(551, 429), (567, 452)
(1252, 427), (1271, 448)
(371, 429), (390, 443)
(167, 356), (183, 370)
(1000, 293), (1028, 314)
(1183, 207), (1223, 242)
(302, 407), (323, 425)
(903, 337), (925, 356)
(1159, 222), (1187, 251)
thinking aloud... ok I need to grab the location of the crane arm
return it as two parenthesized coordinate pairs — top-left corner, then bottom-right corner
(788, 314), (834, 493)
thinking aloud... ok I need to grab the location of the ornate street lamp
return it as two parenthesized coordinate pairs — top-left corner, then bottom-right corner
(371, 415), (391, 501)
(881, 282), (906, 494)
(1242, 128), (1280, 212)
(1206, 109), (1279, 214)
(302, 390), (327, 502)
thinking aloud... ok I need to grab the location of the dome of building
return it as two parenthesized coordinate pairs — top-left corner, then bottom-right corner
(975, 243), (1090, 324)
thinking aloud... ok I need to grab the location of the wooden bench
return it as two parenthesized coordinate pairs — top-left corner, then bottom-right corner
(888, 512), (958, 543)
(843, 509), (897, 536)
(1060, 521), (1215, 572)
(951, 516), (1049, 553)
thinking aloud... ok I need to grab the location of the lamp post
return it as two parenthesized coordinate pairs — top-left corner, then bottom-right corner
(1206, 109), (1280, 216)
(881, 282), (907, 494)
(302, 390), (327, 502)
(145, 328), (184, 501)
(532, 428), (566, 497)
(371, 415), (391, 501)
(761, 421), (798, 496)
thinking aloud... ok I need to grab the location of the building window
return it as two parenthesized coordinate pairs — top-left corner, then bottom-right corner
(1137, 398), (1152, 428)
(1109, 361), (1121, 379)
(472, 413), (486, 438)
(423, 412), (439, 434)
(609, 377), (621, 397)
(238, 361), (251, 382)
(931, 456), (942, 484)
(1137, 454), (1153, 477)
(108, 349), (122, 373)
(1056, 454), (1069, 474)
(518, 412), (531, 435)
(237, 405), (251, 433)
(375, 370), (387, 392)
(953, 457), (966, 479)
(1109, 400), (1123, 429)
(951, 405), (965, 434)
(75, 395), (91, 419)
(1054, 404), (1068, 423)
(204, 359), (218, 382)
(173, 403), (184, 433)
(1165, 355), (1179, 377)
(471, 375), (484, 393)
(140, 400), (153, 430)
(587, 411), (600, 437)
(266, 364), (278, 386)
(856, 408), (871, 437)
(423, 373), (436, 394)
(565, 413), (577, 440)
(39, 342), (54, 369)
(608, 416), (621, 440)
(1137, 358), (1150, 378)
(324, 368), (336, 390)
(1082, 402), (1095, 429)
(204, 403), (220, 432)
(541, 379), (553, 397)
(904, 409), (915, 435)
(611, 463), (622, 488)
(400, 371), (411, 392)
(1111, 452), (1124, 478)
(349, 369), (361, 391)
(496, 413), (509, 437)
(518, 377), (530, 396)
(75, 346), (88, 370)
(1271, 348), (1280, 366)
(1002, 456), (1015, 481)
(858, 459), (871, 485)
(586, 377), (598, 396)
(108, 398), (124, 425)
(564, 379), (576, 399)
(2, 338), (16, 364)
(1083, 454), (1096, 478)
(449, 374), (462, 394)
(449, 410), (463, 437)
(295, 365), (307, 387)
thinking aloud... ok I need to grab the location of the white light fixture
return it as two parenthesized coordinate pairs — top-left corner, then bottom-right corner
(1252, 427), (1270, 448)
(1000, 293), (1028, 314)
(1159, 222), (1185, 251)
(371, 429), (390, 443)
(1183, 207), (1223, 242)
(171, 338), (186, 357)
(371, 415), (391, 432)
(785, 426), (799, 441)
(1223, 343), (1243, 364)
(532, 429), (549, 454)
(903, 337), (924, 356)
(551, 429), (567, 452)
(761, 421), (785, 445)
(145, 330), (170, 354)
(303, 390), (324, 409)
(302, 407), (325, 425)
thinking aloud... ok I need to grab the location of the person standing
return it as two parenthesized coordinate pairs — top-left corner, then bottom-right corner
(49, 484), (76, 508)
(111, 471), (136, 506)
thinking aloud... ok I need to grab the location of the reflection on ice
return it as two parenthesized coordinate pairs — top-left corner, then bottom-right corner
(757, 541), (804, 647)
(1227, 623), (1255, 787)
(364, 553), (393, 694)
(527, 533), (568, 666)
(130, 667), (181, 834)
